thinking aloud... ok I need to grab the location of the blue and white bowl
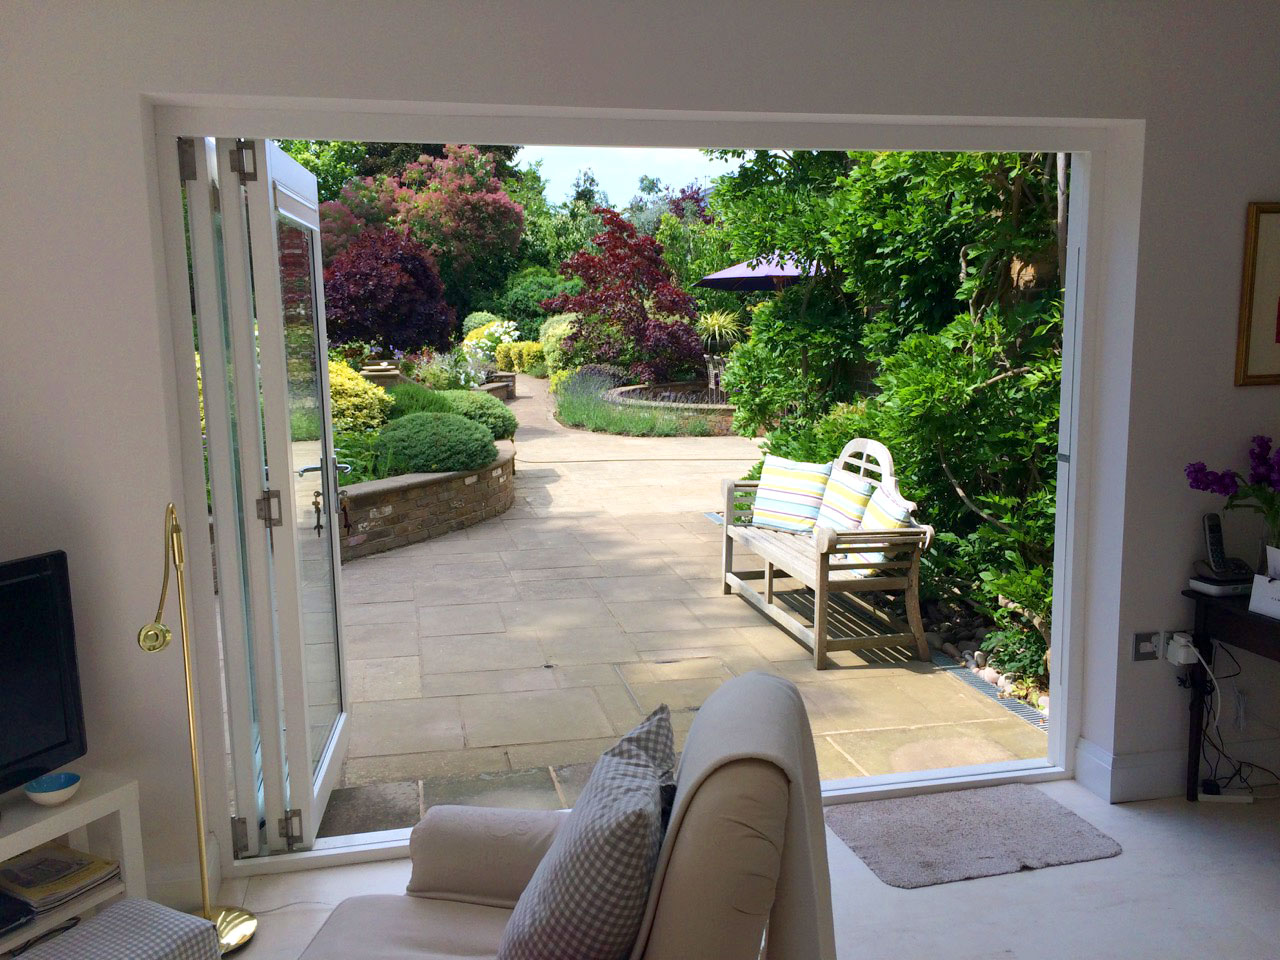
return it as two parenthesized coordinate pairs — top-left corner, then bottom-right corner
(25, 772), (81, 806)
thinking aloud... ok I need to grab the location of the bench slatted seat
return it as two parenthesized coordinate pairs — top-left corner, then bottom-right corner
(721, 438), (934, 668)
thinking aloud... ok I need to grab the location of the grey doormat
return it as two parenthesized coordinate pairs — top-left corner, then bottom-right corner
(825, 783), (1121, 888)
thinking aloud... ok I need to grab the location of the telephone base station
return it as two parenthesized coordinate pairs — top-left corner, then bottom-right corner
(1188, 576), (1252, 597)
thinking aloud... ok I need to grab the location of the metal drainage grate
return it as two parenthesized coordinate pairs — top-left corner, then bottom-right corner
(932, 652), (1047, 729)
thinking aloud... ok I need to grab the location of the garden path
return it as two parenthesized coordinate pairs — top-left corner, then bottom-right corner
(326, 375), (1045, 835)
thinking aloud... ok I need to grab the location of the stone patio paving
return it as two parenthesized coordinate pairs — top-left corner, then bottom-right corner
(323, 374), (1045, 834)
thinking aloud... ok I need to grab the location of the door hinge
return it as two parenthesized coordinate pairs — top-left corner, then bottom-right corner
(230, 139), (258, 181)
(1056, 453), (1071, 464)
(278, 808), (303, 851)
(230, 816), (250, 858)
(255, 488), (283, 528)
(177, 138), (198, 183)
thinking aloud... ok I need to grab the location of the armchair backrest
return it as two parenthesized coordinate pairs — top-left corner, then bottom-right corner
(633, 673), (835, 960)
(639, 758), (788, 960)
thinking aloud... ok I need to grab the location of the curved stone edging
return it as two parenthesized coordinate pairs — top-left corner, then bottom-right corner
(339, 441), (515, 561)
(604, 382), (735, 414)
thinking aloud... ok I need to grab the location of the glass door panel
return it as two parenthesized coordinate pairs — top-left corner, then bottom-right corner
(275, 216), (343, 774)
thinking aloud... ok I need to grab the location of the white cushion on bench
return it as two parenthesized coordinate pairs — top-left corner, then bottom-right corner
(751, 456), (832, 533)
(838, 485), (915, 572)
(815, 470), (874, 531)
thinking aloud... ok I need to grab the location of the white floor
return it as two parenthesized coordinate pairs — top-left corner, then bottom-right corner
(218, 780), (1280, 960)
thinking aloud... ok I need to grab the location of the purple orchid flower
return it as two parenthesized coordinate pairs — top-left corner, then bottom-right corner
(1185, 461), (1241, 497)
(1247, 435), (1274, 486)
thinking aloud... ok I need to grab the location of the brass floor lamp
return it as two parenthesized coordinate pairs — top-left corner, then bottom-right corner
(138, 503), (257, 954)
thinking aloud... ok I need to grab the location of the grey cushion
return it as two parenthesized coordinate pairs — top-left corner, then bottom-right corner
(20, 898), (219, 960)
(497, 705), (675, 960)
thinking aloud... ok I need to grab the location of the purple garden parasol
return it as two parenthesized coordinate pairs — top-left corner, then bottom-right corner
(694, 253), (820, 292)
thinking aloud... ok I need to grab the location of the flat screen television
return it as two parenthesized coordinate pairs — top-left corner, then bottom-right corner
(0, 551), (87, 795)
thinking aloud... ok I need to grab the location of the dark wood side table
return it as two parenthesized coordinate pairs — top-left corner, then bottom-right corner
(1181, 589), (1280, 800)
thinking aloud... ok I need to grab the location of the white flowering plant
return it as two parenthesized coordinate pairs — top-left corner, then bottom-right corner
(463, 318), (520, 362)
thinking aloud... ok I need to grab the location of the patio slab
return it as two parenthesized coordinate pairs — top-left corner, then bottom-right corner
(336, 374), (1047, 802)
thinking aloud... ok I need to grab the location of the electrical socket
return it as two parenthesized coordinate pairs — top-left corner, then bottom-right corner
(1133, 632), (1160, 661)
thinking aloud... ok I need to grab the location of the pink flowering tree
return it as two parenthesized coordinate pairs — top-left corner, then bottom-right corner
(319, 145), (523, 318)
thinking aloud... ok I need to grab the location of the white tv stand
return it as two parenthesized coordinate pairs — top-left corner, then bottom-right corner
(0, 770), (145, 955)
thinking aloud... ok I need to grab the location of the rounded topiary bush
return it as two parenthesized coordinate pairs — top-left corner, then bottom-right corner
(437, 390), (517, 440)
(385, 382), (516, 440)
(376, 412), (497, 474)
(462, 310), (502, 336)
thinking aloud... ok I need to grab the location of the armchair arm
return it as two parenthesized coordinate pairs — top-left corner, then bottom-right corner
(406, 805), (568, 908)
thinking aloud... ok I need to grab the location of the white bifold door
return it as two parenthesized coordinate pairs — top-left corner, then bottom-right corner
(182, 138), (348, 855)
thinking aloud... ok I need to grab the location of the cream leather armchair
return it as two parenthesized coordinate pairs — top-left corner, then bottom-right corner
(301, 672), (835, 960)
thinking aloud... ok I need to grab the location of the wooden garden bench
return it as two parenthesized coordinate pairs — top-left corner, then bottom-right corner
(721, 438), (934, 668)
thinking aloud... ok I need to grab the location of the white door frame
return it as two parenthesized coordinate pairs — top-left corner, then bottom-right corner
(153, 102), (1142, 878)
(240, 139), (350, 849)
(209, 138), (296, 855)
(177, 138), (264, 846)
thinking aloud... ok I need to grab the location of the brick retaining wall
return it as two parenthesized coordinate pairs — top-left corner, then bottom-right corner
(339, 441), (515, 561)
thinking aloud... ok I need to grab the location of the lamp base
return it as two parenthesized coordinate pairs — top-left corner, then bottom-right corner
(197, 904), (257, 955)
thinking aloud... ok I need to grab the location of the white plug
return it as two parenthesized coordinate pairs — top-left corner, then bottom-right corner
(1166, 632), (1199, 666)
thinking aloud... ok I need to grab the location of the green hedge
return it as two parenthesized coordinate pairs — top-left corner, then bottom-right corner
(387, 381), (517, 440)
(376, 412), (497, 474)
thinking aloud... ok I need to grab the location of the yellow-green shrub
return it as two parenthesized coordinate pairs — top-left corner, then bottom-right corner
(515, 342), (545, 372)
(548, 368), (574, 395)
(498, 341), (547, 373)
(539, 313), (576, 373)
(328, 359), (393, 432)
(495, 342), (518, 371)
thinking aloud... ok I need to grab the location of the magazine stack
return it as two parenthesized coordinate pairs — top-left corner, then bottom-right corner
(0, 842), (120, 914)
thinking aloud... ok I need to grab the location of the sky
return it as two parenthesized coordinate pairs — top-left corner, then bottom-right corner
(513, 145), (742, 206)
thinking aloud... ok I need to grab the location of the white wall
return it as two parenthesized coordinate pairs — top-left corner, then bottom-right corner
(3, 0), (1279, 901)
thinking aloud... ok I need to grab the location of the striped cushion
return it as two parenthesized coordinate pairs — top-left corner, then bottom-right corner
(751, 455), (833, 532)
(815, 470), (875, 531)
(845, 485), (913, 572)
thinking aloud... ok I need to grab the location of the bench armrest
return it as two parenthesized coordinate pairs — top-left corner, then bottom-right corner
(406, 805), (568, 908)
(722, 479), (760, 526)
(813, 524), (933, 554)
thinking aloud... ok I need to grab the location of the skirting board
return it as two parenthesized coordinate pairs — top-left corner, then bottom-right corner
(1074, 737), (1185, 802)
(1077, 732), (1280, 804)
